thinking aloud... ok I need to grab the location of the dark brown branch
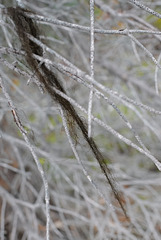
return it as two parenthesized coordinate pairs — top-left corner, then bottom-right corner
(7, 6), (128, 218)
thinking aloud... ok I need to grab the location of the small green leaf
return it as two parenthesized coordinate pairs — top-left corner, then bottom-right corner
(153, 19), (161, 30)
(46, 132), (57, 143)
(48, 116), (56, 126)
(95, 113), (101, 119)
(57, 115), (62, 123)
(138, 194), (148, 200)
(94, 6), (103, 18)
(39, 157), (45, 165)
(104, 159), (110, 165)
(63, 1), (77, 7)
(29, 113), (36, 122)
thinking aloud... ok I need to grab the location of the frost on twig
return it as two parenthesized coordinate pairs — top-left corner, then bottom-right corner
(88, 0), (95, 138)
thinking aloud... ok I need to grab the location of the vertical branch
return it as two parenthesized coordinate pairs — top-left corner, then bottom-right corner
(155, 52), (161, 95)
(88, 0), (95, 138)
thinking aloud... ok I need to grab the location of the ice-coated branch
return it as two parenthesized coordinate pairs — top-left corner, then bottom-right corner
(88, 0), (95, 137)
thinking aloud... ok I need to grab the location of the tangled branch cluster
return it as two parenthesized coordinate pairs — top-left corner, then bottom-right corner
(1, 1), (161, 239)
